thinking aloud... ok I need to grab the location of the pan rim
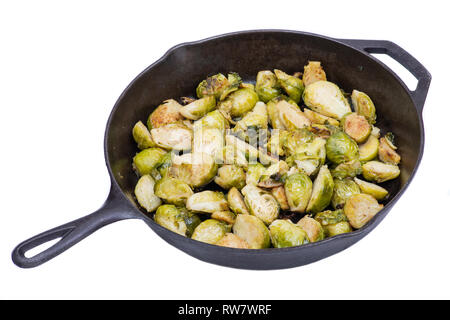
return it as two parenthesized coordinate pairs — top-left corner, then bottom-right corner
(103, 29), (425, 256)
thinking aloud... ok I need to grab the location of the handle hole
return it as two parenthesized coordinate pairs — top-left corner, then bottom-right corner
(370, 53), (419, 91)
(24, 237), (62, 258)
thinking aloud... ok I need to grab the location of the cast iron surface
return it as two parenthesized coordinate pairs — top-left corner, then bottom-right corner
(12, 30), (431, 269)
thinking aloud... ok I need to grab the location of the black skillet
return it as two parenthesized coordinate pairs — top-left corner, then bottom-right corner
(12, 30), (431, 269)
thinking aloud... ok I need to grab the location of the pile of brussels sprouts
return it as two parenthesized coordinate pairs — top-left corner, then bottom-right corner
(131, 61), (402, 249)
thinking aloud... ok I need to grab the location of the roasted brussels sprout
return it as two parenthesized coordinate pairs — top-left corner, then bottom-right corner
(150, 122), (193, 151)
(154, 205), (200, 237)
(245, 162), (266, 185)
(303, 108), (340, 126)
(227, 187), (250, 215)
(267, 129), (289, 156)
(269, 219), (309, 248)
(180, 95), (216, 120)
(274, 69), (305, 103)
(358, 134), (379, 162)
(214, 165), (246, 190)
(267, 99), (311, 131)
(283, 128), (315, 156)
(303, 81), (352, 120)
(255, 70), (282, 103)
(218, 88), (259, 119)
(211, 210), (236, 225)
(326, 131), (359, 164)
(241, 184), (280, 225)
(170, 153), (218, 187)
(193, 110), (229, 131)
(308, 123), (341, 139)
(306, 166), (334, 214)
(135, 175), (162, 212)
(331, 178), (361, 209)
(379, 136), (401, 165)
(193, 127), (224, 161)
(154, 177), (194, 206)
(331, 160), (362, 179)
(270, 186), (290, 211)
(186, 190), (229, 213)
(196, 72), (242, 100)
(315, 209), (352, 237)
(233, 101), (268, 139)
(222, 144), (249, 167)
(362, 161), (400, 183)
(191, 219), (231, 244)
(154, 152), (173, 179)
(297, 216), (325, 242)
(133, 147), (167, 176)
(342, 112), (372, 143)
(147, 99), (184, 129)
(344, 194), (383, 229)
(232, 214), (271, 249)
(258, 160), (289, 188)
(284, 173), (313, 213)
(351, 90), (377, 124)
(216, 233), (249, 248)
(303, 61), (327, 87)
(132, 121), (156, 149)
(354, 177), (389, 201)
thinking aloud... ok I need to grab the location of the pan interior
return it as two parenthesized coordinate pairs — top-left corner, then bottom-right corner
(105, 31), (421, 218)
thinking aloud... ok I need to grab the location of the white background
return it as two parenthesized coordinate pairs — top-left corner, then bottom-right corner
(1, 0), (449, 300)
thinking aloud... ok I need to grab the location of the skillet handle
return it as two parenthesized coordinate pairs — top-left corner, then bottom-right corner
(339, 39), (431, 113)
(12, 183), (139, 268)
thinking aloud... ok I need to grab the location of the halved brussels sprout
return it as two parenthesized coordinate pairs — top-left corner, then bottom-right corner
(232, 214), (271, 249)
(227, 187), (250, 215)
(222, 145), (249, 167)
(314, 209), (352, 237)
(211, 210), (236, 225)
(362, 161), (400, 183)
(154, 152), (172, 179)
(147, 99), (184, 129)
(297, 216), (325, 242)
(342, 112), (372, 143)
(358, 134), (379, 162)
(274, 69), (305, 103)
(326, 131), (359, 164)
(378, 136), (401, 165)
(269, 219), (309, 248)
(150, 122), (193, 151)
(241, 184), (280, 225)
(170, 153), (218, 187)
(351, 90), (377, 124)
(288, 154), (321, 176)
(303, 108), (340, 126)
(240, 82), (255, 90)
(154, 177), (193, 206)
(133, 147), (167, 176)
(225, 134), (259, 164)
(303, 61), (327, 87)
(306, 165), (334, 214)
(284, 173), (313, 213)
(214, 165), (246, 190)
(218, 88), (259, 119)
(186, 190), (229, 213)
(308, 123), (341, 139)
(331, 178), (361, 209)
(266, 129), (289, 156)
(344, 194), (383, 229)
(255, 70), (282, 102)
(233, 102), (269, 140)
(269, 100), (311, 131)
(258, 160), (289, 188)
(193, 127), (224, 161)
(270, 186), (290, 211)
(283, 128), (315, 156)
(245, 162), (266, 185)
(154, 204), (200, 236)
(134, 175), (162, 212)
(331, 160), (362, 179)
(354, 177), (389, 201)
(180, 95), (216, 120)
(196, 72), (241, 100)
(193, 110), (229, 131)
(191, 219), (231, 244)
(303, 81), (352, 120)
(132, 121), (155, 149)
(216, 233), (250, 248)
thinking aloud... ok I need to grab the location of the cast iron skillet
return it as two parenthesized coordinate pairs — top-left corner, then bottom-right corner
(12, 30), (431, 269)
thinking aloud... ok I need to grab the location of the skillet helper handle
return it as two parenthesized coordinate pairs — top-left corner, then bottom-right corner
(339, 39), (431, 113)
(12, 185), (136, 268)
